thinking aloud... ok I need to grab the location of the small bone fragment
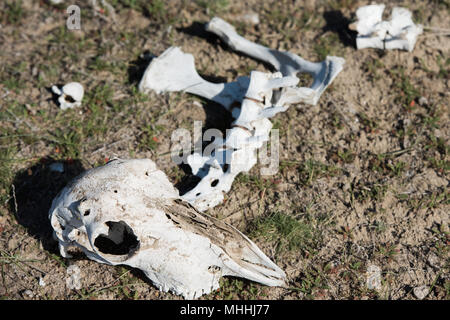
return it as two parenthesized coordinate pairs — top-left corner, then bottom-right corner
(413, 285), (429, 300)
(350, 4), (423, 51)
(49, 158), (286, 299)
(51, 82), (84, 110)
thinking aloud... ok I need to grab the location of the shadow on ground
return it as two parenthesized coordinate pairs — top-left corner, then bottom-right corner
(10, 158), (85, 252)
(322, 10), (357, 48)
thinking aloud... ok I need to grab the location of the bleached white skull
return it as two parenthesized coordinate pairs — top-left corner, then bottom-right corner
(49, 158), (286, 299)
(52, 82), (84, 110)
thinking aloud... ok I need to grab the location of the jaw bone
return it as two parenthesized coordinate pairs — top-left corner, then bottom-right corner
(138, 17), (344, 107)
(49, 158), (286, 299)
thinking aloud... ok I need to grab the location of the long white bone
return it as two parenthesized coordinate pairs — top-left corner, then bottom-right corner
(139, 17), (344, 107)
(49, 158), (286, 299)
(349, 4), (423, 52)
(206, 17), (345, 105)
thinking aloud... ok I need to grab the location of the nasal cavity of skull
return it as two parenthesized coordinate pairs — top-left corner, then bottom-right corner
(94, 221), (139, 256)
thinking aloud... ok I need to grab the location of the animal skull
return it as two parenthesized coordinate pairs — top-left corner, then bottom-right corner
(49, 158), (286, 299)
(349, 4), (423, 52)
(52, 82), (84, 110)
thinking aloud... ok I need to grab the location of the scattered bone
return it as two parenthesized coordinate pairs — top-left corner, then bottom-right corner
(139, 17), (344, 211)
(413, 285), (430, 300)
(49, 158), (286, 299)
(181, 71), (299, 211)
(51, 82), (84, 110)
(349, 4), (423, 51)
(39, 277), (46, 287)
(66, 264), (82, 290)
(140, 18), (344, 107)
(206, 17), (345, 105)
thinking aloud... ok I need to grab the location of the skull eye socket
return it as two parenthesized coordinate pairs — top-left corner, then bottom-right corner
(94, 221), (139, 256)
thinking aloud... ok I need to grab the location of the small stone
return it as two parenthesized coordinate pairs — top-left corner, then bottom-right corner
(23, 289), (34, 298)
(366, 264), (382, 290)
(66, 264), (82, 290)
(418, 96), (428, 106)
(413, 285), (429, 300)
(237, 12), (260, 25)
(39, 277), (46, 287)
(427, 253), (440, 268)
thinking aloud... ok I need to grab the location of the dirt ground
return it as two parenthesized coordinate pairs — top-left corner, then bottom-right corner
(0, 0), (448, 300)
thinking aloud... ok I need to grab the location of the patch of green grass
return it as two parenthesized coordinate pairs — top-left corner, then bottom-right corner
(428, 157), (450, 173)
(363, 57), (385, 81)
(87, 83), (114, 109)
(402, 189), (449, 210)
(437, 55), (449, 79)
(351, 181), (388, 203)
(0, 145), (17, 206)
(313, 33), (343, 61)
(368, 152), (409, 177)
(196, 0), (229, 16)
(357, 112), (378, 133)
(235, 173), (277, 192)
(298, 159), (341, 185)
(425, 134), (448, 156)
(1, 0), (24, 25)
(48, 127), (83, 160)
(389, 67), (421, 110)
(291, 267), (329, 299)
(329, 148), (355, 164)
(143, 0), (175, 25)
(213, 278), (262, 300)
(137, 123), (164, 151)
(89, 57), (124, 74)
(326, 0), (358, 10)
(1, 77), (23, 93)
(376, 243), (399, 261)
(249, 211), (315, 254)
